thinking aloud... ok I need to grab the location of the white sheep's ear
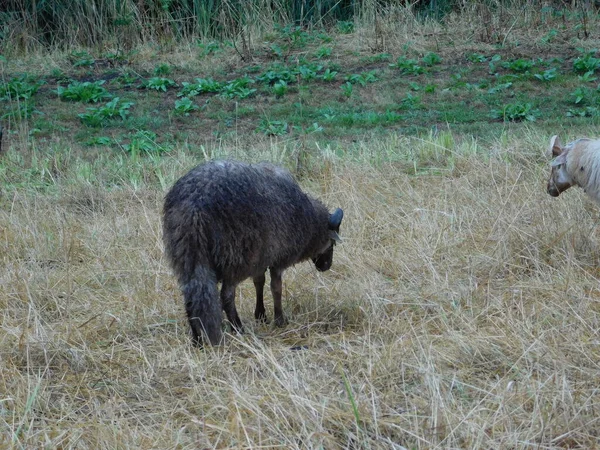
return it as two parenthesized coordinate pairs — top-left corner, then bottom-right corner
(330, 230), (342, 243)
(548, 135), (562, 158)
(551, 152), (568, 167)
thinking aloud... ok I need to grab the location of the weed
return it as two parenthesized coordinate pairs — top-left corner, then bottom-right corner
(154, 63), (172, 76)
(174, 97), (199, 115)
(84, 136), (113, 146)
(122, 130), (167, 155)
(566, 106), (600, 117)
(570, 87), (593, 105)
(198, 41), (221, 57)
(1, 101), (39, 120)
(70, 50), (95, 67)
(573, 51), (600, 74)
(361, 53), (392, 64)
(321, 68), (338, 81)
(257, 119), (288, 136)
(466, 53), (487, 63)
(390, 56), (424, 75)
(492, 102), (537, 122)
(221, 77), (256, 99)
(540, 29), (558, 44)
(315, 46), (332, 59)
(422, 52), (442, 66)
(78, 97), (134, 127)
(272, 81), (288, 98)
(503, 58), (534, 73)
(178, 78), (223, 97)
(578, 71), (597, 82)
(534, 68), (558, 82)
(0, 75), (45, 100)
(341, 82), (353, 98)
(337, 20), (354, 34)
(140, 77), (177, 92)
(488, 54), (502, 74)
(57, 80), (112, 103)
(487, 82), (513, 94)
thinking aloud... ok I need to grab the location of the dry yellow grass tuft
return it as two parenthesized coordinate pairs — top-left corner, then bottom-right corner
(2, 129), (600, 448)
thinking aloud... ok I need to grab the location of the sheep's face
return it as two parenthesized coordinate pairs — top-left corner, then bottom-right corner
(547, 136), (574, 197)
(312, 208), (344, 272)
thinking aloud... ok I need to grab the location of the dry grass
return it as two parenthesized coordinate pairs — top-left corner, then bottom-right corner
(2, 128), (600, 449)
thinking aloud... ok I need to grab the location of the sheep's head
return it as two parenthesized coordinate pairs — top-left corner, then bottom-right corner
(547, 135), (575, 197)
(312, 208), (344, 272)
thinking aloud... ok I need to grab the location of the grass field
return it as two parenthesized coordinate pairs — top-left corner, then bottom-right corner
(2, 4), (600, 449)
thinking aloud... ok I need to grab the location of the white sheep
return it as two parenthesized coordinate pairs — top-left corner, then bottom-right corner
(547, 135), (600, 203)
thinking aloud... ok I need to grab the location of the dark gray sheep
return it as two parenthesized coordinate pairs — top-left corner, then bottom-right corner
(162, 160), (344, 346)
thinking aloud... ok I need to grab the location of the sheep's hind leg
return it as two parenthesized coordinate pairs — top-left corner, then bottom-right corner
(253, 272), (268, 323)
(270, 268), (288, 327)
(221, 282), (243, 333)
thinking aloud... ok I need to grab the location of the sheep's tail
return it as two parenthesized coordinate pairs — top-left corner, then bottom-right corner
(181, 264), (222, 346)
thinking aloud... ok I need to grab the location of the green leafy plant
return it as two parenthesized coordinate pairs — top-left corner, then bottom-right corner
(1, 101), (39, 120)
(220, 77), (256, 99)
(78, 97), (134, 127)
(140, 77), (177, 92)
(84, 136), (113, 146)
(257, 67), (295, 85)
(178, 78), (223, 97)
(422, 52), (442, 66)
(570, 87), (592, 105)
(389, 56), (424, 75)
(492, 102), (537, 122)
(345, 70), (378, 86)
(567, 106), (600, 117)
(488, 54), (502, 74)
(57, 80), (112, 103)
(272, 80), (288, 98)
(337, 20), (354, 34)
(257, 119), (288, 136)
(315, 46), (332, 59)
(466, 53), (487, 63)
(341, 82), (353, 98)
(154, 63), (172, 76)
(70, 50), (95, 67)
(503, 59), (534, 73)
(174, 97), (199, 115)
(534, 68), (558, 81)
(578, 71), (597, 82)
(122, 130), (167, 155)
(487, 82), (513, 94)
(321, 68), (338, 81)
(198, 41), (221, 57)
(573, 51), (600, 74)
(0, 75), (45, 100)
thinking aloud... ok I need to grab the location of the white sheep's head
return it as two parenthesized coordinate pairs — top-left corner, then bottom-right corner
(547, 135), (575, 198)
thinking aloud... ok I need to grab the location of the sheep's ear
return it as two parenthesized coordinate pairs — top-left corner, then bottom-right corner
(549, 135), (563, 157)
(551, 152), (568, 167)
(330, 230), (342, 243)
(328, 208), (344, 230)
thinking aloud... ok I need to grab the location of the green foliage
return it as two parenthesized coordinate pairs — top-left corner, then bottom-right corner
(272, 81), (288, 98)
(198, 41), (221, 57)
(341, 82), (353, 98)
(336, 20), (354, 34)
(422, 52), (442, 66)
(573, 51), (600, 74)
(84, 136), (113, 146)
(220, 77), (256, 99)
(389, 56), (424, 75)
(257, 119), (288, 136)
(140, 77), (177, 92)
(492, 102), (537, 122)
(57, 80), (112, 103)
(78, 97), (134, 127)
(296, 65), (320, 81)
(315, 46), (332, 59)
(154, 63), (172, 76)
(466, 53), (487, 63)
(578, 71), (597, 82)
(487, 82), (513, 94)
(321, 68), (338, 81)
(257, 67), (295, 85)
(0, 75), (45, 100)
(488, 54), (502, 74)
(570, 87), (593, 105)
(567, 106), (600, 117)
(503, 58), (534, 73)
(1, 101), (38, 120)
(345, 71), (378, 86)
(534, 68), (558, 81)
(174, 97), (199, 115)
(540, 29), (558, 44)
(178, 78), (223, 97)
(122, 131), (167, 155)
(70, 51), (95, 67)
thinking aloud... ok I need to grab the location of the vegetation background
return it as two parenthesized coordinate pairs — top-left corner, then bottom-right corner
(2, 1), (600, 448)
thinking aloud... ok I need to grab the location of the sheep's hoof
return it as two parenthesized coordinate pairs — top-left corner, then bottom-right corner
(274, 315), (288, 327)
(255, 310), (269, 324)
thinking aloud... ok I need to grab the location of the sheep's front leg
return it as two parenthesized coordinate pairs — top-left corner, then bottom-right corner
(221, 282), (243, 333)
(270, 267), (288, 327)
(253, 272), (268, 323)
